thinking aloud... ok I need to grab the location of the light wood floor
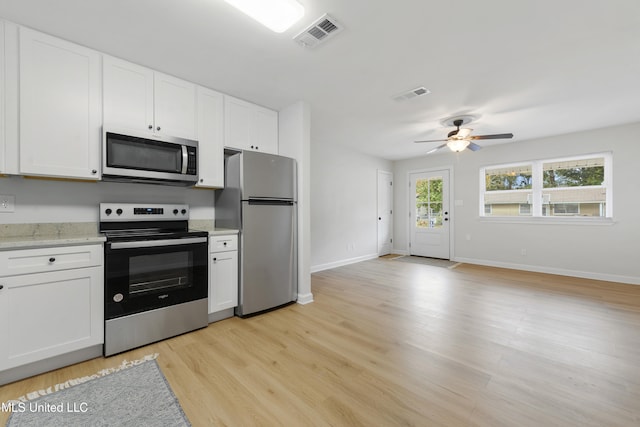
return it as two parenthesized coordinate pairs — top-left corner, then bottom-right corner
(2, 259), (640, 426)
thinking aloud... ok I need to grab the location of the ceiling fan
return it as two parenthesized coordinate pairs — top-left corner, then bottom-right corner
(415, 116), (514, 154)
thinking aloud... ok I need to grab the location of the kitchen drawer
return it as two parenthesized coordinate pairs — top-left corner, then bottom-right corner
(0, 244), (103, 277)
(210, 235), (237, 253)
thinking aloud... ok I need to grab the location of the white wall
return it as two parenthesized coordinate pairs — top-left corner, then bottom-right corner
(394, 122), (640, 284)
(310, 141), (392, 271)
(278, 101), (313, 304)
(0, 177), (214, 224)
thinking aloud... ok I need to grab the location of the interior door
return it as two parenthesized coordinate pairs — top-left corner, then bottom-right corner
(377, 170), (393, 256)
(409, 170), (450, 259)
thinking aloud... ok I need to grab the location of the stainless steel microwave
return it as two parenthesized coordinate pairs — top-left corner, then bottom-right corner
(102, 129), (198, 186)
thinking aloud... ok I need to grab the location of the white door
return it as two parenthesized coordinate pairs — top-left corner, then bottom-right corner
(409, 170), (450, 259)
(377, 170), (393, 256)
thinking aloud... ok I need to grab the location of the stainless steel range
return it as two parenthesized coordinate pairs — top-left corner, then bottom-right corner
(100, 203), (208, 356)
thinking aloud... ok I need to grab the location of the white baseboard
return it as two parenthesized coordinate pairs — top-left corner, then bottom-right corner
(311, 253), (379, 273)
(297, 293), (314, 305)
(454, 257), (640, 286)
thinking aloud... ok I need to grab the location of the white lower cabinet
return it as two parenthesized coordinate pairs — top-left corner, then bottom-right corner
(209, 235), (238, 315)
(0, 245), (103, 371)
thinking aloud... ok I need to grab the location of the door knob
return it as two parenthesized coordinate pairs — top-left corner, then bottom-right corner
(444, 218), (449, 221)
(378, 217), (381, 220)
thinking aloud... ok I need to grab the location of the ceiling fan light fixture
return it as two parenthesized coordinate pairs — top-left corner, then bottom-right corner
(447, 139), (470, 152)
(224, 0), (304, 33)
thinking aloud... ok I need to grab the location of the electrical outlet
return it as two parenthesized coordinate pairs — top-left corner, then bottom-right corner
(0, 195), (15, 213)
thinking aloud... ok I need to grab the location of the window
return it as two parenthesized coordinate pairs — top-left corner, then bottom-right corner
(482, 163), (533, 217)
(480, 153), (612, 220)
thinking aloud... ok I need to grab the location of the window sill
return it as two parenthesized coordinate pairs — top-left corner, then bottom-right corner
(478, 216), (616, 226)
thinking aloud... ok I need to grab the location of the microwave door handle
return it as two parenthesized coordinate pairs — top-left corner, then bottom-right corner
(109, 237), (208, 250)
(181, 146), (188, 174)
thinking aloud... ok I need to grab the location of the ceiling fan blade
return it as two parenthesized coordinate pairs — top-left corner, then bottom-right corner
(469, 133), (514, 140)
(467, 142), (482, 151)
(426, 143), (448, 154)
(414, 138), (448, 143)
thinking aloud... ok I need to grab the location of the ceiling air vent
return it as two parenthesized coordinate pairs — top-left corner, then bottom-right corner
(392, 87), (431, 102)
(294, 14), (343, 49)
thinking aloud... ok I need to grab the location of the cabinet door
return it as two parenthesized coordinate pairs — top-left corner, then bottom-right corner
(103, 55), (154, 134)
(254, 106), (278, 154)
(0, 21), (5, 173)
(209, 251), (238, 313)
(196, 86), (224, 188)
(19, 27), (101, 180)
(154, 72), (197, 140)
(0, 266), (103, 371)
(224, 96), (253, 151)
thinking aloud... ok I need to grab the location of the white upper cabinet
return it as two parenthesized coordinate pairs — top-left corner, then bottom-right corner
(18, 27), (102, 180)
(196, 86), (224, 188)
(155, 72), (197, 140)
(224, 95), (278, 154)
(103, 56), (154, 135)
(0, 20), (5, 173)
(103, 56), (197, 140)
(0, 20), (19, 175)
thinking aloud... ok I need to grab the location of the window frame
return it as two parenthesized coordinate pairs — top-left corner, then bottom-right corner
(479, 152), (613, 223)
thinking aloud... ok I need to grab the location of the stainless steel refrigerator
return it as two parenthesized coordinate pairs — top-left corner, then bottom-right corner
(215, 151), (297, 316)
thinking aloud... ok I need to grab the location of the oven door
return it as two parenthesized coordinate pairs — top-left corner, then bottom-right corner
(104, 236), (208, 319)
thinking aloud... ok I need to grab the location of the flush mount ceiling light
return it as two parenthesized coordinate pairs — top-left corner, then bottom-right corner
(224, 0), (304, 33)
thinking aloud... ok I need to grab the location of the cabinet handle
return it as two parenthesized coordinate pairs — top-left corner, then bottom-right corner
(223, 242), (227, 246)
(213, 257), (217, 262)
(0, 285), (4, 290)
(255, 146), (259, 150)
(156, 126), (161, 131)
(148, 124), (153, 130)
(91, 169), (97, 174)
(250, 145), (254, 149)
(200, 179), (203, 183)
(49, 257), (56, 263)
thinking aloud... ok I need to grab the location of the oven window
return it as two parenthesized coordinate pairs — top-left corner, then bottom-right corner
(107, 137), (181, 173)
(129, 251), (192, 296)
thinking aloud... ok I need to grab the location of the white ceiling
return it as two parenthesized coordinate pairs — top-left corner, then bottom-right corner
(1, 0), (639, 160)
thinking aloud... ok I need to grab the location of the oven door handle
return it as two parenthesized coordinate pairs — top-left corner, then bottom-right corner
(108, 237), (208, 250)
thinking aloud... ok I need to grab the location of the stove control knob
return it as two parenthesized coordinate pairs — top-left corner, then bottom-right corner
(116, 209), (123, 215)
(105, 208), (112, 216)
(173, 209), (179, 215)
(181, 209), (187, 215)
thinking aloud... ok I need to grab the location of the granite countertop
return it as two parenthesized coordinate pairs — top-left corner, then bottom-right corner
(0, 221), (237, 251)
(0, 223), (106, 250)
(188, 220), (239, 236)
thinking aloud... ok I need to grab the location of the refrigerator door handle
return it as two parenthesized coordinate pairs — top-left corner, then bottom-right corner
(247, 198), (295, 206)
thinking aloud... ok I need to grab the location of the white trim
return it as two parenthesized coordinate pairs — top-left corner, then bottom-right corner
(296, 293), (314, 304)
(454, 257), (640, 286)
(478, 216), (616, 226)
(310, 253), (379, 273)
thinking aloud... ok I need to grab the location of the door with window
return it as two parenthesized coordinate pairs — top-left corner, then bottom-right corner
(409, 170), (450, 259)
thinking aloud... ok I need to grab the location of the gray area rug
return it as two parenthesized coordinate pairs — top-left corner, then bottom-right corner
(7, 358), (190, 427)
(392, 255), (460, 269)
